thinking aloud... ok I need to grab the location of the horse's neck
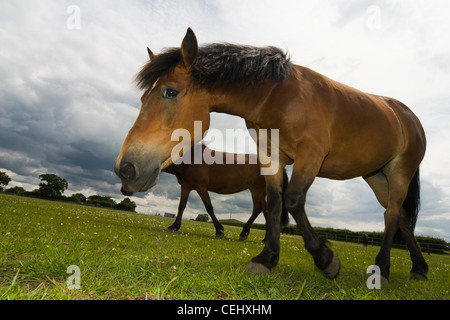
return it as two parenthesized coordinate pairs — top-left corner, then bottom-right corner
(209, 84), (275, 120)
(162, 163), (182, 175)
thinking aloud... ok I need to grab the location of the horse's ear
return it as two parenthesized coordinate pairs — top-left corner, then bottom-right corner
(147, 47), (155, 61)
(181, 28), (198, 69)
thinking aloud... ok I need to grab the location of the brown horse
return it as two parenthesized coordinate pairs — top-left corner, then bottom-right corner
(115, 28), (428, 284)
(163, 143), (289, 240)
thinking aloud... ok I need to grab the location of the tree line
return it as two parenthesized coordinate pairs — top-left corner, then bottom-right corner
(0, 171), (136, 212)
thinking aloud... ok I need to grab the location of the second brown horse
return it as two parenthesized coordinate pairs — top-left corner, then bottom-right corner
(163, 144), (289, 240)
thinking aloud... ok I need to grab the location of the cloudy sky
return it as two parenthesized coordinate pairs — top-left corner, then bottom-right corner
(1, 0), (449, 240)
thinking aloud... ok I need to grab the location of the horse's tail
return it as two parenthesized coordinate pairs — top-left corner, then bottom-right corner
(395, 168), (421, 241)
(280, 168), (289, 226)
(403, 168), (421, 232)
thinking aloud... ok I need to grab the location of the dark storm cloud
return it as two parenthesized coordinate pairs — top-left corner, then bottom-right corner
(0, 67), (130, 196)
(0, 5), (142, 196)
(0, 0), (228, 198)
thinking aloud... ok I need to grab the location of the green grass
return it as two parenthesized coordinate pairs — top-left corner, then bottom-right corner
(0, 193), (448, 300)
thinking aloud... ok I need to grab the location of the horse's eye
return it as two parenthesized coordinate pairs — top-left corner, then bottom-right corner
(162, 88), (179, 99)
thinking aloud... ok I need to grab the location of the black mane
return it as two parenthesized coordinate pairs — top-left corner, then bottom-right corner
(136, 43), (292, 91)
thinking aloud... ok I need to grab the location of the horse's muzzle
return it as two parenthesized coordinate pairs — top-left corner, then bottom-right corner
(114, 154), (161, 196)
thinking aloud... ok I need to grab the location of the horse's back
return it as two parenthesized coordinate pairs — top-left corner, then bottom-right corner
(275, 65), (425, 179)
(205, 152), (264, 194)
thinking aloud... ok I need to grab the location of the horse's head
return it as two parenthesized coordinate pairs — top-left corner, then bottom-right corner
(115, 28), (210, 196)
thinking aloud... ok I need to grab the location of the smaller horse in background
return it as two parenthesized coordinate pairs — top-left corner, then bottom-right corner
(163, 144), (289, 240)
(362, 233), (369, 247)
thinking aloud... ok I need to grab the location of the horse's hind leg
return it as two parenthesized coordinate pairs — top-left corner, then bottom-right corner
(196, 187), (225, 238)
(398, 170), (428, 280)
(399, 207), (428, 280)
(364, 161), (427, 284)
(168, 186), (191, 232)
(364, 171), (393, 284)
(239, 205), (261, 241)
(240, 188), (265, 241)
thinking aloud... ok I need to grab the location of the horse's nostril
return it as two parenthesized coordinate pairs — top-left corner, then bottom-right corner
(121, 187), (134, 197)
(120, 162), (136, 181)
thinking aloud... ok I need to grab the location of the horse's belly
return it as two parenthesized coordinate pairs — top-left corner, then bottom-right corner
(318, 156), (387, 180)
(208, 183), (247, 194)
(318, 132), (400, 179)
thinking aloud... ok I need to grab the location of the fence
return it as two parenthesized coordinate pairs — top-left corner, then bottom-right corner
(219, 220), (449, 254)
(282, 226), (449, 255)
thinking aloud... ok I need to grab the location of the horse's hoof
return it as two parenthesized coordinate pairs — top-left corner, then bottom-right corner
(239, 235), (248, 241)
(167, 227), (178, 232)
(408, 272), (428, 281)
(380, 275), (389, 286)
(216, 232), (224, 239)
(245, 262), (270, 275)
(322, 252), (340, 279)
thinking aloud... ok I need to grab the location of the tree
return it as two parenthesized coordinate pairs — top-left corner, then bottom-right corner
(0, 171), (11, 190)
(195, 214), (209, 222)
(38, 173), (68, 199)
(5, 186), (26, 195)
(68, 193), (87, 203)
(87, 195), (117, 208)
(114, 198), (137, 212)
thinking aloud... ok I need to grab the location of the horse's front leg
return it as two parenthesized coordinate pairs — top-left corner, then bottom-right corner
(168, 186), (191, 232)
(285, 142), (340, 279)
(245, 168), (284, 274)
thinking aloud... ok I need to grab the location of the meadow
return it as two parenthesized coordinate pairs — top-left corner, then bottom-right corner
(0, 193), (448, 300)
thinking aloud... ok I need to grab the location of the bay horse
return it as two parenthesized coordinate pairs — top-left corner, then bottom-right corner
(115, 28), (428, 284)
(163, 143), (289, 240)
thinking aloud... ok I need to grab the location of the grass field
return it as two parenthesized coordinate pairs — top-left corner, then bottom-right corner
(0, 193), (448, 300)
